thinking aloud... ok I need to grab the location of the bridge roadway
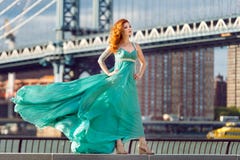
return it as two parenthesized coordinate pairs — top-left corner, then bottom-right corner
(0, 153), (239, 160)
(1, 16), (240, 69)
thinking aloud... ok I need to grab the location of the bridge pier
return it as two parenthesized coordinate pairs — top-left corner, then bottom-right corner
(51, 59), (64, 82)
(39, 56), (64, 82)
(40, 55), (74, 82)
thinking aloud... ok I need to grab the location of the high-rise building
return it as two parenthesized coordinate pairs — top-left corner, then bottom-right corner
(214, 74), (227, 107)
(137, 48), (214, 120)
(227, 45), (240, 108)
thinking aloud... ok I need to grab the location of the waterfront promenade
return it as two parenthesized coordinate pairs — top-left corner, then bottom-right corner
(0, 154), (239, 160)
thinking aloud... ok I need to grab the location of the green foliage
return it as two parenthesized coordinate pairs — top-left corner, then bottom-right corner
(214, 106), (240, 120)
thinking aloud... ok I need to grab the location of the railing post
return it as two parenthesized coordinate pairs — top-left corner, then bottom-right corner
(225, 141), (231, 154)
(18, 139), (22, 153)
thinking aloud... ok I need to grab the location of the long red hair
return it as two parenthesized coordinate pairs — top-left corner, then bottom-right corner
(109, 19), (129, 53)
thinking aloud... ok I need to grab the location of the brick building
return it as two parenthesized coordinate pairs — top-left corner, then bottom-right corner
(214, 74), (226, 107)
(227, 45), (240, 108)
(137, 48), (214, 120)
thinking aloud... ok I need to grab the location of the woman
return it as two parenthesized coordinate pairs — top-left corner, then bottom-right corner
(12, 18), (153, 154)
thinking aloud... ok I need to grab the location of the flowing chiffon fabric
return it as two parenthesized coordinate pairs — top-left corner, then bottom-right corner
(12, 48), (145, 154)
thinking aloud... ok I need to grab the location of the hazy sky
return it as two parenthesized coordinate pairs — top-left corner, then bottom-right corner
(214, 47), (227, 78)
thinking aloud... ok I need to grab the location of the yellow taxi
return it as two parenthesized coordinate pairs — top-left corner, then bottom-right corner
(206, 122), (240, 139)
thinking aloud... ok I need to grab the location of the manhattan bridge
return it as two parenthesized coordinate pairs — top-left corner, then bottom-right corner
(0, 0), (240, 121)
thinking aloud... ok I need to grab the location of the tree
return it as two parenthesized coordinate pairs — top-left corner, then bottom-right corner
(214, 107), (240, 121)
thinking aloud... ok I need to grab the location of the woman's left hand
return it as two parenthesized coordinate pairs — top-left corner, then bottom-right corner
(134, 73), (142, 80)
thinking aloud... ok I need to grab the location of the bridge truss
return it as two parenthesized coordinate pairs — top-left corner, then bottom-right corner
(0, 16), (240, 69)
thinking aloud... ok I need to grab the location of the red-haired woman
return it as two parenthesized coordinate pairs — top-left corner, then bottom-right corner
(98, 19), (152, 154)
(12, 19), (153, 154)
(98, 19), (153, 154)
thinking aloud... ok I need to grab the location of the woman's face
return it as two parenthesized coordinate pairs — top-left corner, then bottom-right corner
(122, 22), (132, 37)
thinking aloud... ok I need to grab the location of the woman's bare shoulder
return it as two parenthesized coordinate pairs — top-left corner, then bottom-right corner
(132, 42), (141, 50)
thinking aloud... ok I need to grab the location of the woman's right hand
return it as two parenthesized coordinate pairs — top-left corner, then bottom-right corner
(107, 69), (118, 76)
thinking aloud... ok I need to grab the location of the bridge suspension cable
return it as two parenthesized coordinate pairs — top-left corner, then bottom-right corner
(0, 0), (20, 17)
(0, 0), (56, 40)
(16, 0), (32, 24)
(0, 0), (43, 32)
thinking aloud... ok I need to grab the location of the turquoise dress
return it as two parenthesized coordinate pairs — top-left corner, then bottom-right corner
(12, 48), (145, 154)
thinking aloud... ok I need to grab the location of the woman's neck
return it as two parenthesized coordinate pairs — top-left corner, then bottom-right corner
(120, 38), (130, 45)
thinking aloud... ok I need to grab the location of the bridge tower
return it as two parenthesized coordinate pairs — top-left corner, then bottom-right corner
(93, 0), (113, 33)
(40, 0), (80, 82)
(42, 0), (112, 82)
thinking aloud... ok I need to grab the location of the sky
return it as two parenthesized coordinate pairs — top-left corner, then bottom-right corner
(214, 47), (228, 79)
(0, 0), (237, 78)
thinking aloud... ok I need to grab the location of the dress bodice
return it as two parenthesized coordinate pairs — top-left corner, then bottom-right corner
(114, 48), (137, 61)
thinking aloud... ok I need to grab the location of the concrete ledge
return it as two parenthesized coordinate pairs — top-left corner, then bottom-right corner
(0, 154), (239, 160)
(54, 154), (148, 160)
(150, 155), (239, 160)
(0, 153), (51, 160)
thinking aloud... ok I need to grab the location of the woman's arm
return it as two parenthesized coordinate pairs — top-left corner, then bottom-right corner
(134, 43), (146, 80)
(98, 47), (118, 76)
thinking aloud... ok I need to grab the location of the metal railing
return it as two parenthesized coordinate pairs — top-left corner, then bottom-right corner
(0, 137), (71, 153)
(1, 136), (240, 155)
(128, 139), (240, 155)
